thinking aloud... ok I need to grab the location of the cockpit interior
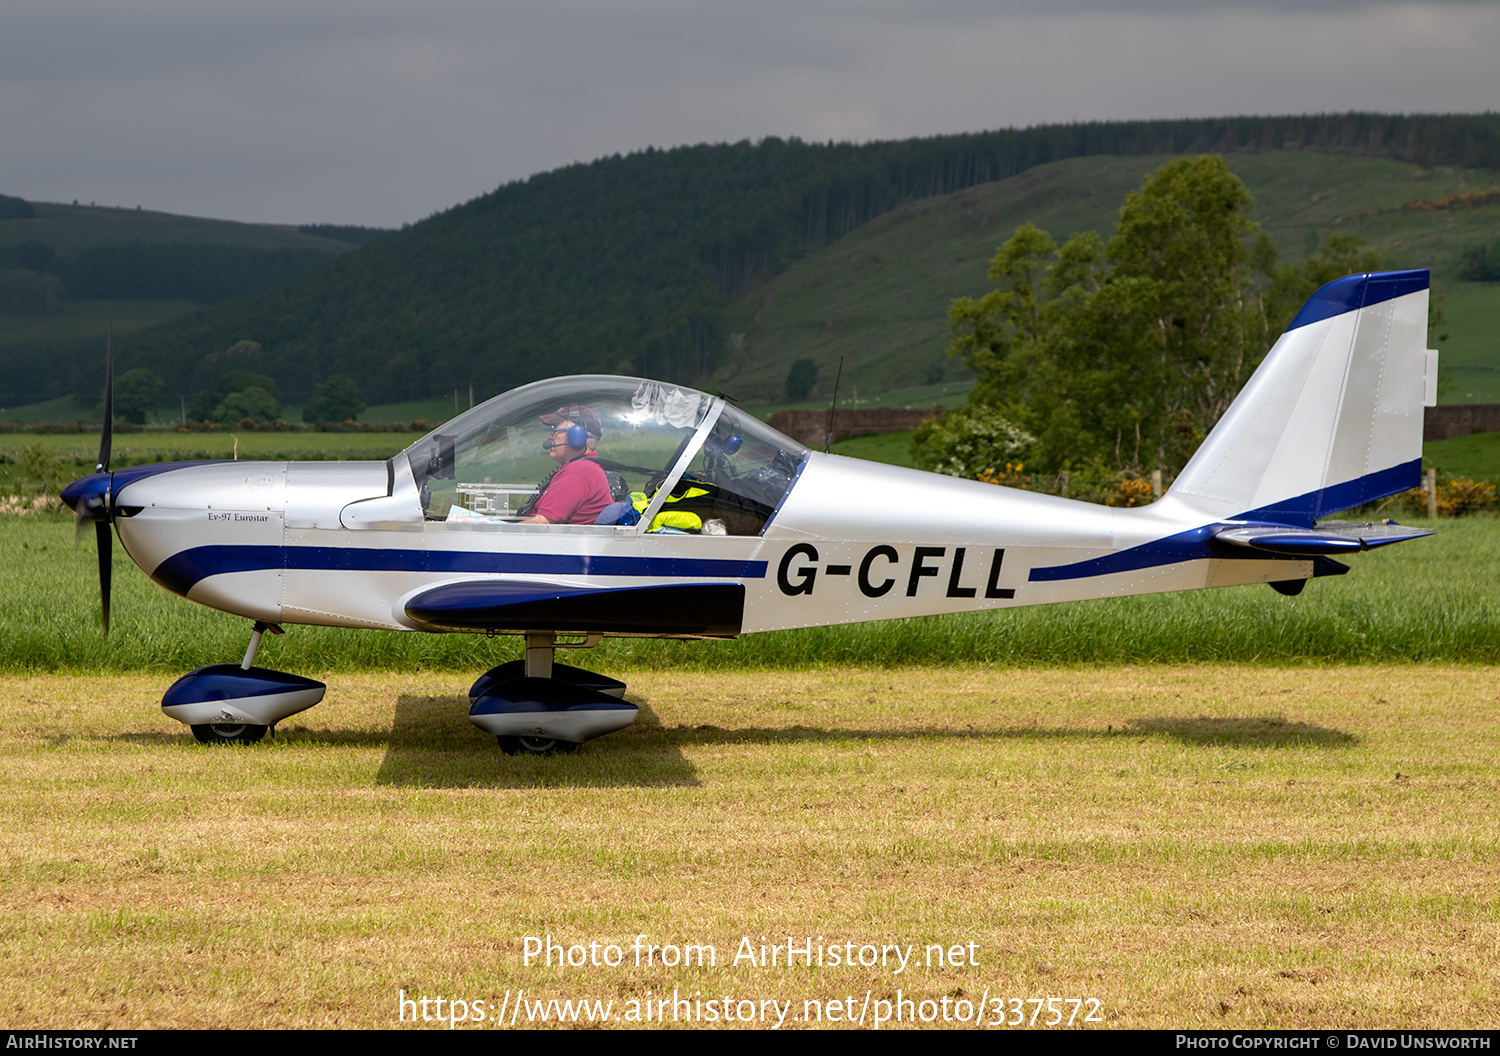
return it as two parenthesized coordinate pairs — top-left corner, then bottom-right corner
(402, 377), (808, 536)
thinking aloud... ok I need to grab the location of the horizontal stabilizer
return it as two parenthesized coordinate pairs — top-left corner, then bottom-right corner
(1212, 520), (1432, 556)
(405, 579), (744, 638)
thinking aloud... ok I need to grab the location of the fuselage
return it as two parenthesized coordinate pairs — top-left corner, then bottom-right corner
(86, 276), (1441, 646)
(106, 451), (1307, 638)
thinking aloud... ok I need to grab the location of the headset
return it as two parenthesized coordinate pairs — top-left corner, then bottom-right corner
(543, 404), (599, 453)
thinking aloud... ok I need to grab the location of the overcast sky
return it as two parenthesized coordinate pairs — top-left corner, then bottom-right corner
(3, 0), (1496, 228)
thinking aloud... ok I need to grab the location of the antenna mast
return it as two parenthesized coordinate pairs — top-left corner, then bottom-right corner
(824, 357), (844, 454)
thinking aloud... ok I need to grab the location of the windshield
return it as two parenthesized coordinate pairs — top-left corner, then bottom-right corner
(676, 403), (810, 535)
(402, 376), (807, 534)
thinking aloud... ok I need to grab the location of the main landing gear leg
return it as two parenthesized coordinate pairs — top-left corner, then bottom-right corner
(241, 620), (272, 670)
(525, 631), (554, 680)
(160, 620), (327, 745)
(469, 632), (636, 755)
(498, 634), (573, 755)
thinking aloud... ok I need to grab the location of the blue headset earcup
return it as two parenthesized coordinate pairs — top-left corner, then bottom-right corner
(567, 423), (587, 450)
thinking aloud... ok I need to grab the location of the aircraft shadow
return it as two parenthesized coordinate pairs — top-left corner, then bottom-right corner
(373, 694), (701, 789)
(110, 731), (190, 746)
(1124, 716), (1357, 748)
(99, 712), (1353, 773)
(641, 715), (1356, 750)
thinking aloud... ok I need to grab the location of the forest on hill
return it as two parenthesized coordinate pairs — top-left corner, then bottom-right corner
(0, 202), (359, 371)
(3, 112), (1498, 412)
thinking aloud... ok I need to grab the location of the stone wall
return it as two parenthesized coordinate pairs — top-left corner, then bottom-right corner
(1424, 404), (1500, 441)
(765, 408), (944, 447)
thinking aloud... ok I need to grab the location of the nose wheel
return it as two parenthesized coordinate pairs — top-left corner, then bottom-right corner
(192, 722), (268, 745)
(497, 735), (579, 756)
(163, 621), (325, 744)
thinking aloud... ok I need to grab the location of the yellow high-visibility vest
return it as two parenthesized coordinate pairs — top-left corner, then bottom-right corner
(632, 486), (709, 532)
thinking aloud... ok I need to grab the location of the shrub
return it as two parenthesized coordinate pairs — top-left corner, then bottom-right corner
(1402, 476), (1498, 517)
(1108, 477), (1155, 507)
(976, 462), (1030, 489)
(911, 406), (1034, 480)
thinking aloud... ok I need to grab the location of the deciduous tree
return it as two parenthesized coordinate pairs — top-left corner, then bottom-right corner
(785, 358), (818, 401)
(111, 368), (164, 424)
(940, 156), (1298, 480)
(304, 375), (367, 424)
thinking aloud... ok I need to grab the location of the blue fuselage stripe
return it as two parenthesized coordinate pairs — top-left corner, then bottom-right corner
(1028, 458), (1422, 583)
(152, 545), (768, 595)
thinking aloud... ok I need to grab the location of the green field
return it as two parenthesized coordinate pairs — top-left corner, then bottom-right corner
(714, 152), (1500, 403)
(1438, 282), (1500, 402)
(0, 511), (1494, 676)
(0, 395), (90, 422)
(0, 431), (417, 500)
(361, 397), (464, 426)
(0, 429), (415, 461)
(828, 430), (922, 467)
(1425, 430), (1500, 480)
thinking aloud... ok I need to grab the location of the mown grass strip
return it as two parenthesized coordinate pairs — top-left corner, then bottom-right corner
(1, 667), (1496, 1028)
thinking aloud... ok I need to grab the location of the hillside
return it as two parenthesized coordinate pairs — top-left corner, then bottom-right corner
(0, 202), (358, 368)
(0, 201), (356, 255)
(713, 152), (1500, 403)
(5, 113), (1500, 412)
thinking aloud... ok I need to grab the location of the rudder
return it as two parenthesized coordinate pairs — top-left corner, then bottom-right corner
(1167, 270), (1436, 527)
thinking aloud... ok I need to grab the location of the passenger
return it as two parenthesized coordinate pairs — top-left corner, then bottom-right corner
(517, 405), (613, 525)
(635, 474), (711, 532)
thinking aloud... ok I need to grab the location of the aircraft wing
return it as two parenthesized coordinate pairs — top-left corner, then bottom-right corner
(1211, 520), (1433, 556)
(403, 579), (744, 638)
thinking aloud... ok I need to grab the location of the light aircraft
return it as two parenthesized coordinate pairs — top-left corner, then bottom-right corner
(63, 270), (1439, 754)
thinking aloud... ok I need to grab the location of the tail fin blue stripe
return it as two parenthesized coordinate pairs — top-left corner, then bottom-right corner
(1285, 269), (1428, 332)
(1240, 458), (1421, 527)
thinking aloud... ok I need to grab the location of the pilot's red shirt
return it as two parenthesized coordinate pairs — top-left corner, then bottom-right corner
(534, 454), (612, 525)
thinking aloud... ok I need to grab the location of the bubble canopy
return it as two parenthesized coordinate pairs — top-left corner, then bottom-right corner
(401, 376), (808, 535)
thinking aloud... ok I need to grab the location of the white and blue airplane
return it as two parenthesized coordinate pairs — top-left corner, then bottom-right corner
(63, 270), (1439, 754)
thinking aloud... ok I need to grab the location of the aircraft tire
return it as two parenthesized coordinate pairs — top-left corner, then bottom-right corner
(497, 735), (579, 756)
(191, 723), (269, 745)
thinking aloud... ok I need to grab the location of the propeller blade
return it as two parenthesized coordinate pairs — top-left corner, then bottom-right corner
(97, 322), (113, 473)
(96, 520), (112, 636)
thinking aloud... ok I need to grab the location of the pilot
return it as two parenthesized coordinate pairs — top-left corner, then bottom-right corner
(517, 405), (613, 525)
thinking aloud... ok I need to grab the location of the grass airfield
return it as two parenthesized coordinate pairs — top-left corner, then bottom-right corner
(1, 507), (1496, 1029)
(2, 664), (1497, 1029)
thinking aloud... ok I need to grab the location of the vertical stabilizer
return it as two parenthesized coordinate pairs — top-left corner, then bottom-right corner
(1167, 270), (1432, 527)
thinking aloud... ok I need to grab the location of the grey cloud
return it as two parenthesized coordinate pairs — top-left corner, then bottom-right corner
(2, 1), (1496, 225)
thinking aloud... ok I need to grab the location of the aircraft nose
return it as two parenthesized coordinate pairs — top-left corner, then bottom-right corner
(60, 472), (111, 520)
